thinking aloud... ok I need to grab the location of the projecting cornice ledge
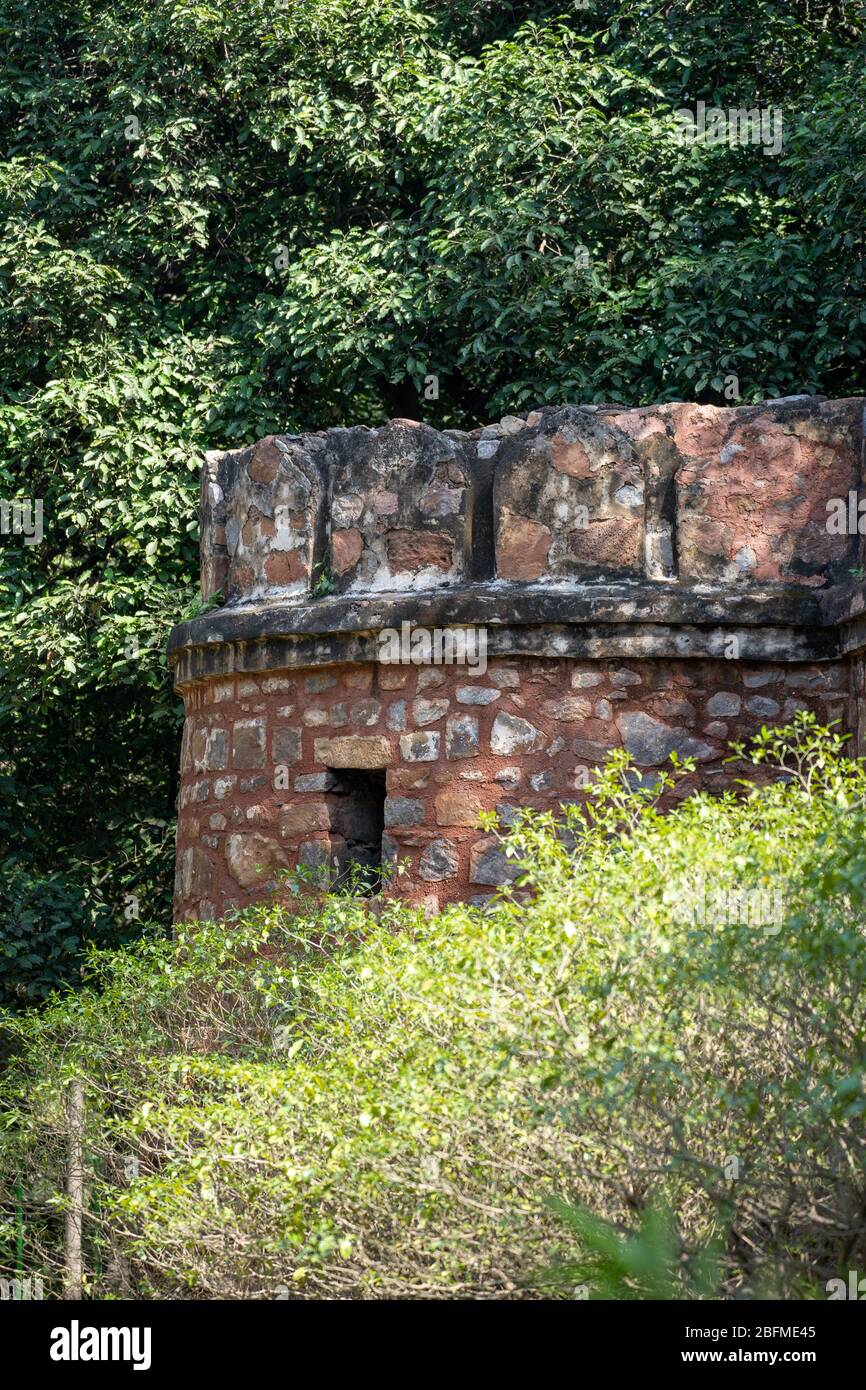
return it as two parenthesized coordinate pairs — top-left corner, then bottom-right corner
(166, 578), (866, 686)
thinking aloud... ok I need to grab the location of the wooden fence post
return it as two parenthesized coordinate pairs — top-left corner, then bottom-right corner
(64, 1078), (85, 1300)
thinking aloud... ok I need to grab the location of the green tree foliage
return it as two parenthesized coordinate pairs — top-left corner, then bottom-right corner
(2, 719), (865, 1298)
(1, 1), (864, 977)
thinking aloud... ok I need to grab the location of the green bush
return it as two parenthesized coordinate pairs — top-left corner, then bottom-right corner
(2, 716), (866, 1299)
(0, 863), (112, 1008)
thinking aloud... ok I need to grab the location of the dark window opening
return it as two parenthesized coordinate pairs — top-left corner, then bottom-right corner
(326, 769), (386, 895)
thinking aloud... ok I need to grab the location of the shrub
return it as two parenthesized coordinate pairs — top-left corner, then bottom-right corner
(2, 716), (865, 1299)
(0, 863), (108, 1008)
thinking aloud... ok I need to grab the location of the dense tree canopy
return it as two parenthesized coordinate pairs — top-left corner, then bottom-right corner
(1, 0), (864, 995)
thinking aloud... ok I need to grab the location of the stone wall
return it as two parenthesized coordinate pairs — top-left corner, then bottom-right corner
(169, 395), (866, 923)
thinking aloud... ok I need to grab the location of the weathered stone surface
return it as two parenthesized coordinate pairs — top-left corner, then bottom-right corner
(225, 832), (288, 888)
(331, 493), (363, 528)
(188, 727), (207, 772)
(495, 766), (522, 787)
(541, 696), (592, 722)
(332, 528), (363, 575)
(262, 675), (294, 694)
(746, 695), (781, 718)
(272, 726), (302, 764)
(298, 839), (331, 870)
(400, 731), (440, 761)
(314, 735), (392, 768)
(496, 510), (552, 581)
(202, 728), (228, 771)
(571, 738), (611, 761)
(201, 435), (324, 602)
(610, 669), (642, 687)
(530, 770), (554, 791)
(390, 767), (429, 791)
(743, 671), (775, 688)
(569, 515), (643, 569)
(384, 797), (424, 827)
(493, 406), (644, 581)
(351, 699), (381, 726)
(469, 837), (521, 886)
(417, 668), (446, 689)
(387, 700), (407, 731)
(247, 436), (281, 485)
(278, 802), (330, 838)
(386, 530), (454, 575)
(706, 692), (741, 716)
(379, 668), (408, 689)
(435, 787), (484, 827)
(413, 697), (449, 725)
(381, 831), (399, 872)
(456, 686), (500, 705)
(490, 713), (546, 755)
(264, 550), (307, 586)
(419, 839), (459, 881)
(420, 487), (462, 518)
(345, 667), (374, 692)
(672, 397), (861, 587)
(303, 708), (329, 726)
(178, 846), (213, 900)
(305, 673), (336, 693)
(616, 711), (715, 766)
(232, 719), (265, 769)
(327, 420), (470, 594)
(446, 714), (479, 758)
(294, 771), (335, 792)
(374, 489), (399, 516)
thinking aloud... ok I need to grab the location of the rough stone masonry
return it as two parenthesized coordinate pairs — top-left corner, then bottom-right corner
(167, 396), (866, 922)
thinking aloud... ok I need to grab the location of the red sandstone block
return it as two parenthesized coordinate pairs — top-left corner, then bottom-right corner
(313, 735), (392, 768)
(279, 802), (330, 838)
(435, 788), (485, 827)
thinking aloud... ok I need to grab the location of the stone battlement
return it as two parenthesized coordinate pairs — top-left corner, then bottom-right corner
(167, 396), (866, 922)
